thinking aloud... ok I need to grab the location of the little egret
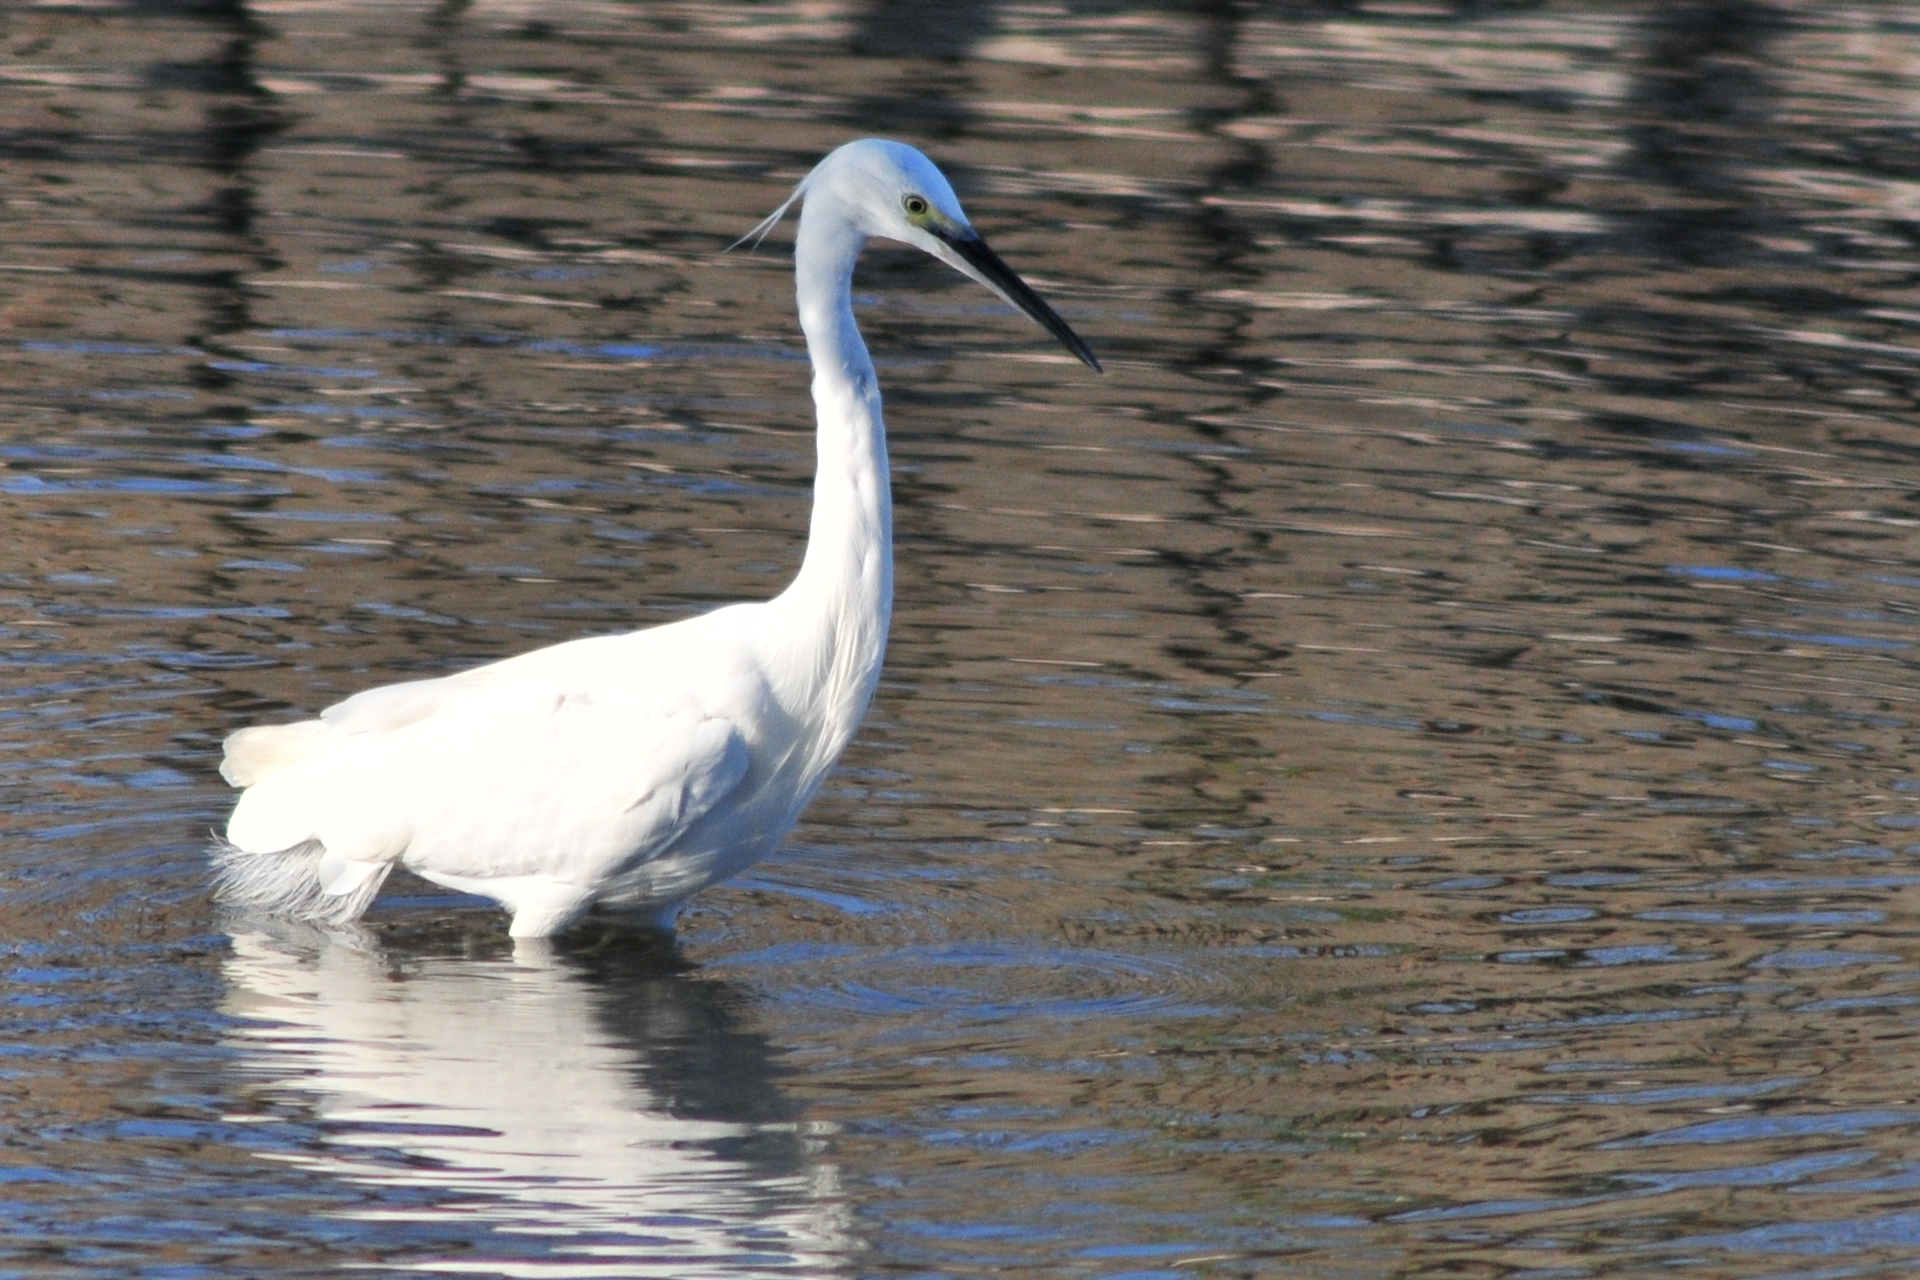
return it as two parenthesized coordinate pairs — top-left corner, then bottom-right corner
(214, 138), (1100, 938)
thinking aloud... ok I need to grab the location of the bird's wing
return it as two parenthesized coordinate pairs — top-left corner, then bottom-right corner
(221, 719), (325, 788)
(228, 678), (754, 889)
(363, 689), (754, 883)
(321, 673), (469, 735)
(220, 633), (629, 788)
(220, 673), (492, 789)
(318, 632), (629, 734)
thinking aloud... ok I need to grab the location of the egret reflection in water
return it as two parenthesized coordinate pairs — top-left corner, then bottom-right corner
(223, 929), (850, 1276)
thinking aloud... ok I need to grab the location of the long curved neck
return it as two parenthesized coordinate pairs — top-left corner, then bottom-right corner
(773, 203), (894, 732)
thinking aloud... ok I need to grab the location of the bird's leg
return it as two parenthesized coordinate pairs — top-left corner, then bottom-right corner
(504, 881), (599, 939)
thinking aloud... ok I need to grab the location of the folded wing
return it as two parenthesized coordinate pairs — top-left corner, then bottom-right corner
(224, 673), (752, 895)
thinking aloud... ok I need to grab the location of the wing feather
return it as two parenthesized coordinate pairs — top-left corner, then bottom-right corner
(227, 677), (754, 892)
(220, 720), (325, 787)
(222, 632), (634, 795)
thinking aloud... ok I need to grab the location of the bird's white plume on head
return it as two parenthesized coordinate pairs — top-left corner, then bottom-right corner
(729, 178), (809, 253)
(214, 139), (1099, 940)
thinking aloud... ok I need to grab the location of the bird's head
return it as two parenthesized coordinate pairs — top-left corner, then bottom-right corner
(735, 138), (1101, 372)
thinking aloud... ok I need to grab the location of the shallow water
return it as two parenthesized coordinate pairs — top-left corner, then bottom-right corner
(4, 0), (1920, 1275)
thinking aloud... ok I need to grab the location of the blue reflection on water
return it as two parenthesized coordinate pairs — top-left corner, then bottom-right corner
(1751, 951), (1899, 970)
(1740, 630), (1909, 650)
(207, 359), (381, 378)
(1611, 1111), (1919, 1148)
(1672, 1210), (1920, 1255)
(1668, 565), (1777, 582)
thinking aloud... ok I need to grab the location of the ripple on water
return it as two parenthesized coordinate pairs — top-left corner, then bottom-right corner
(14, 4), (1920, 1277)
(718, 941), (1225, 1025)
(1611, 1110), (1920, 1149)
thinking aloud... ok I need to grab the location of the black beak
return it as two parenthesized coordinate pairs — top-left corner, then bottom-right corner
(936, 228), (1102, 373)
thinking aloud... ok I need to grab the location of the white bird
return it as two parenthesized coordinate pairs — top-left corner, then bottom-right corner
(214, 138), (1099, 939)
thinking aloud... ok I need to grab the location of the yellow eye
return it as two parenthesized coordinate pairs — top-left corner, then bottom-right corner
(903, 194), (929, 217)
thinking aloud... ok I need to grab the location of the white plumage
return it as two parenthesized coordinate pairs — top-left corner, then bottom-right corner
(215, 138), (1099, 939)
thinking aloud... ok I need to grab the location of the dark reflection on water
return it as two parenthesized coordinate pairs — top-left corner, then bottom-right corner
(4, 0), (1920, 1275)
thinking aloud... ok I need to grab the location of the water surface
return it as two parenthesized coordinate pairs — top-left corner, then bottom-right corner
(4, 1), (1920, 1276)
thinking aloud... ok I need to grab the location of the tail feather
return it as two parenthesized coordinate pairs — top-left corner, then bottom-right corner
(212, 838), (391, 928)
